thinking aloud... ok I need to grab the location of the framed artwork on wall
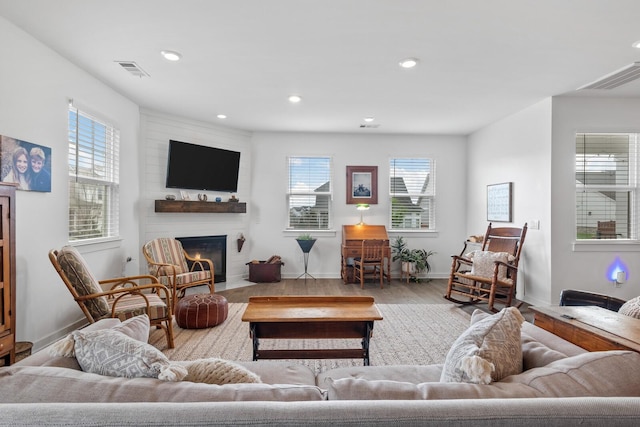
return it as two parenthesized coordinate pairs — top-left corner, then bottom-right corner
(346, 165), (378, 204)
(487, 182), (512, 222)
(0, 134), (52, 192)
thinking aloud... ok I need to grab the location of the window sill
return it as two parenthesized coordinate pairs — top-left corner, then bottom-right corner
(69, 237), (123, 254)
(283, 229), (337, 238)
(573, 240), (640, 252)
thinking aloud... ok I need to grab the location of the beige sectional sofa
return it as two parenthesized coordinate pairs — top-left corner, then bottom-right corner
(2, 311), (640, 426)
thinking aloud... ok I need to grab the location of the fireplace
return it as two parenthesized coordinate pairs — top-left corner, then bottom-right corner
(176, 235), (226, 283)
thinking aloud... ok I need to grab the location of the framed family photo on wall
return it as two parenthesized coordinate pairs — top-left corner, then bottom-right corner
(487, 182), (512, 222)
(0, 134), (52, 192)
(346, 165), (377, 204)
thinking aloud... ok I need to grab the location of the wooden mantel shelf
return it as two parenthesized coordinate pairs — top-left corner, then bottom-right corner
(155, 200), (247, 213)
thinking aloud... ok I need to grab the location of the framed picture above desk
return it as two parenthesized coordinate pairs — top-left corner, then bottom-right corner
(346, 165), (377, 204)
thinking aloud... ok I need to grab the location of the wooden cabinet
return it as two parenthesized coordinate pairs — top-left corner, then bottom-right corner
(530, 305), (640, 353)
(0, 184), (16, 366)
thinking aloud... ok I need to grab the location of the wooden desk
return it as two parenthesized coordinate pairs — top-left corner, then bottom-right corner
(341, 225), (390, 284)
(241, 296), (383, 365)
(530, 305), (640, 352)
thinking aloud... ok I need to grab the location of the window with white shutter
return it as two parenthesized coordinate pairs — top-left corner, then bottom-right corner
(575, 133), (637, 240)
(389, 158), (435, 230)
(287, 156), (332, 230)
(68, 104), (120, 242)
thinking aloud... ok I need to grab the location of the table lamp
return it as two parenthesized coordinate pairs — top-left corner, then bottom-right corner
(356, 204), (370, 225)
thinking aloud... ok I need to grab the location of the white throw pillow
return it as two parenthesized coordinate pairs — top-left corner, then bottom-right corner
(619, 296), (640, 319)
(466, 250), (515, 281)
(440, 307), (524, 384)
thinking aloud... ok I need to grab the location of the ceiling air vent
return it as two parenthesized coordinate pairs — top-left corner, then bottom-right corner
(578, 62), (640, 90)
(359, 124), (380, 128)
(115, 61), (150, 78)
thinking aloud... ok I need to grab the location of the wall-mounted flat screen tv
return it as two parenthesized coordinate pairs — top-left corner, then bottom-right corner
(165, 140), (241, 193)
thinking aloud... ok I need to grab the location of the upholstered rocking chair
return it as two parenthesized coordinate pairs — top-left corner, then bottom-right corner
(142, 237), (215, 309)
(444, 223), (527, 312)
(49, 246), (174, 349)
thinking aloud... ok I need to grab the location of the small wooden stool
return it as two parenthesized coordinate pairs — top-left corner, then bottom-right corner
(175, 294), (228, 329)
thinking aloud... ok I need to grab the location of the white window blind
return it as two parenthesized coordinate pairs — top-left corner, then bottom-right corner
(287, 156), (332, 230)
(389, 158), (435, 230)
(68, 105), (120, 241)
(575, 133), (637, 240)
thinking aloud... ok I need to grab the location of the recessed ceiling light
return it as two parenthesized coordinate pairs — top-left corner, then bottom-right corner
(288, 95), (302, 103)
(364, 117), (375, 122)
(399, 58), (419, 69)
(633, 40), (640, 49)
(217, 114), (227, 119)
(161, 50), (182, 61)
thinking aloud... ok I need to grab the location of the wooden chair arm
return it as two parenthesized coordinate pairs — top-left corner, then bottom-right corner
(76, 282), (171, 301)
(184, 252), (214, 273)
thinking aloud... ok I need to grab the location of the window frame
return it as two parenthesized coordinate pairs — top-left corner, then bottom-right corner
(574, 132), (638, 244)
(68, 104), (120, 243)
(389, 157), (436, 232)
(286, 156), (333, 231)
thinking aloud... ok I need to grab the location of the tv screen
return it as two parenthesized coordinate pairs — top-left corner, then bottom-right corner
(165, 140), (240, 193)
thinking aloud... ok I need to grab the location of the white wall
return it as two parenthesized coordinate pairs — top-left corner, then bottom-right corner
(0, 17), (141, 350)
(551, 96), (640, 302)
(248, 132), (468, 279)
(139, 110), (253, 282)
(467, 98), (553, 306)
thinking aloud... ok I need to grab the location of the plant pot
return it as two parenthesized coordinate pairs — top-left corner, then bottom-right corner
(296, 239), (316, 253)
(401, 261), (416, 275)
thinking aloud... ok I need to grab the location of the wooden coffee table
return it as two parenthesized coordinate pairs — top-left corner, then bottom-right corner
(241, 296), (383, 365)
(530, 305), (640, 352)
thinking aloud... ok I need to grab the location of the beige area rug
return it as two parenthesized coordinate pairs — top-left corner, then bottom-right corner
(149, 303), (471, 374)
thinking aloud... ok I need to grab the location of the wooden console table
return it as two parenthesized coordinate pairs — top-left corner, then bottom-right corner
(530, 305), (640, 352)
(241, 296), (383, 365)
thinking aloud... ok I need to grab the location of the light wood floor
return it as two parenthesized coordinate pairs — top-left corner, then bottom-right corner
(216, 278), (533, 321)
(217, 278), (449, 304)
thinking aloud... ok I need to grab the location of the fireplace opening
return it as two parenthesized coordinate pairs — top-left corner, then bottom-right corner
(176, 235), (226, 283)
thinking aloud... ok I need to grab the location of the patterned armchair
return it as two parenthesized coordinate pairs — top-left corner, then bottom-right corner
(49, 246), (174, 349)
(142, 237), (215, 309)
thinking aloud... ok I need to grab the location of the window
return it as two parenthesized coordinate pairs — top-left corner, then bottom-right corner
(389, 158), (435, 230)
(68, 105), (120, 242)
(575, 133), (638, 240)
(287, 156), (332, 230)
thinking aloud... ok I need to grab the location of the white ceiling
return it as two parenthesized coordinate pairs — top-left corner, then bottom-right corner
(2, 0), (640, 135)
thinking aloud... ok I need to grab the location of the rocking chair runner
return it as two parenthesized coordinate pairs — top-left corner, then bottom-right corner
(444, 223), (527, 312)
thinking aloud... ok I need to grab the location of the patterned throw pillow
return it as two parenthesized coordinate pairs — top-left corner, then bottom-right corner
(619, 296), (640, 319)
(466, 250), (515, 281)
(179, 358), (262, 385)
(72, 329), (187, 381)
(440, 307), (524, 384)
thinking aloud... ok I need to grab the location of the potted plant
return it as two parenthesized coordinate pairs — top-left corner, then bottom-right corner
(391, 236), (435, 282)
(295, 233), (316, 253)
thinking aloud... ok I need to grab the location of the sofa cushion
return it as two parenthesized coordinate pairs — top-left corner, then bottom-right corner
(0, 366), (326, 403)
(317, 365), (443, 388)
(441, 307), (524, 384)
(619, 296), (640, 319)
(520, 333), (568, 370)
(503, 350), (640, 397)
(326, 377), (540, 400)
